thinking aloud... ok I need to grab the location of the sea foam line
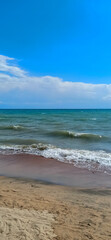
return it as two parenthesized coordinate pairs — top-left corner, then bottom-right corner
(0, 144), (111, 173)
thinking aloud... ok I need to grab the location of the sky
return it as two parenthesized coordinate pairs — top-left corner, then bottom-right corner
(0, 0), (111, 108)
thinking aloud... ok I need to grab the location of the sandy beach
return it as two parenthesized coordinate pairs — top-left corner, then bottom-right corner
(1, 0), (111, 237)
(0, 173), (111, 240)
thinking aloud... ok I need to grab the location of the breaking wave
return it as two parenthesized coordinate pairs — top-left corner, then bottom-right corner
(50, 130), (103, 140)
(0, 125), (25, 131)
(0, 143), (111, 174)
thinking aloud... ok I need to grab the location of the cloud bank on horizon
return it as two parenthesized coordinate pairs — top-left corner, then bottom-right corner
(0, 55), (111, 108)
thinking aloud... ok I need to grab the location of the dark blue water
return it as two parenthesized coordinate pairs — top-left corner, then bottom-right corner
(0, 109), (111, 173)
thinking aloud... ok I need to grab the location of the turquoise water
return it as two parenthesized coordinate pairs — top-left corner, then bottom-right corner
(0, 109), (111, 173)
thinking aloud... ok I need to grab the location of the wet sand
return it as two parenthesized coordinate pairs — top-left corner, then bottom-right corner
(0, 154), (111, 239)
(0, 153), (111, 187)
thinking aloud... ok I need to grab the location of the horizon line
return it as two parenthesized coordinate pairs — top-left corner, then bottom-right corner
(0, 108), (111, 110)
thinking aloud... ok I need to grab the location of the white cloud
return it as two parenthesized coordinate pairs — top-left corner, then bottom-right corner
(0, 55), (111, 108)
(0, 55), (26, 77)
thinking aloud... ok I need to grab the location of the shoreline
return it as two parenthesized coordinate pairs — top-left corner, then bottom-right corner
(0, 153), (111, 239)
(0, 153), (111, 188)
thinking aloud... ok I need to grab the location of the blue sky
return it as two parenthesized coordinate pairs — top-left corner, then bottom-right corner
(0, 0), (111, 108)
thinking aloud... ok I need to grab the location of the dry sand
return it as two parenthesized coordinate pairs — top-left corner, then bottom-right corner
(0, 176), (111, 240)
(0, 207), (56, 240)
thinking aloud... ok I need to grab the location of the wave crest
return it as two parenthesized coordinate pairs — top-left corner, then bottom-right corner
(0, 125), (25, 131)
(51, 130), (103, 140)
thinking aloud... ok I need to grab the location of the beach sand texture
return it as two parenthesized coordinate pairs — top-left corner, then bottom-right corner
(0, 177), (111, 240)
(0, 207), (56, 240)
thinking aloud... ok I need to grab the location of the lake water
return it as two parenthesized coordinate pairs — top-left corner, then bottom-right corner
(0, 109), (111, 174)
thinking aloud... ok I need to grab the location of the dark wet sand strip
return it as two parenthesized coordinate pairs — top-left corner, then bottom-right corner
(0, 153), (111, 188)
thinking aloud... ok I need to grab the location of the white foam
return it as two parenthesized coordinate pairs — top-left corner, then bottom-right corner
(11, 125), (24, 130)
(0, 144), (111, 173)
(41, 148), (111, 166)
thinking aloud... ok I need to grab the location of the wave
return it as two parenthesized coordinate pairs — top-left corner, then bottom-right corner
(0, 138), (39, 145)
(0, 143), (111, 173)
(0, 125), (25, 131)
(72, 118), (96, 122)
(50, 130), (103, 140)
(90, 118), (97, 121)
